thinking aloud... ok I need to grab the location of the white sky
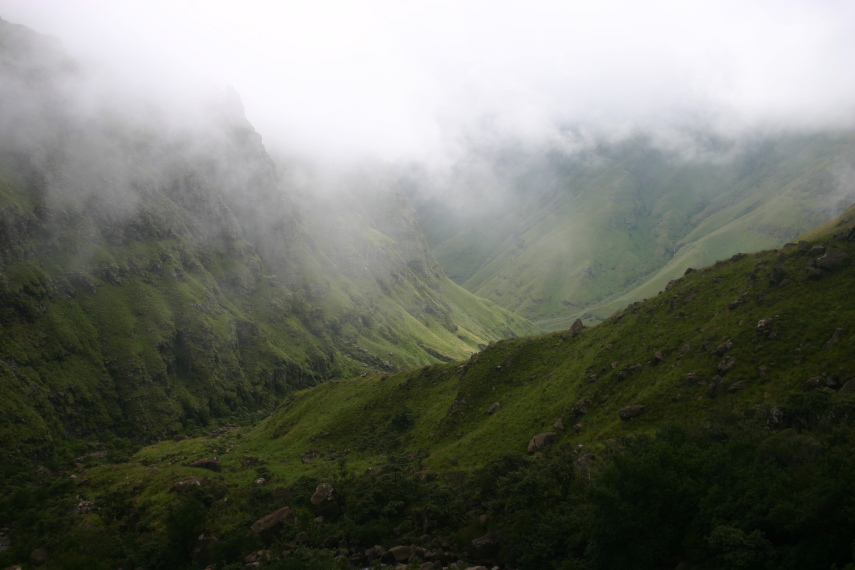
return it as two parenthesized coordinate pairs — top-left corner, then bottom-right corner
(1, 0), (854, 160)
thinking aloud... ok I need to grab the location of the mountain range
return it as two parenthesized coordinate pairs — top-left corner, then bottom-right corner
(2, 14), (855, 570)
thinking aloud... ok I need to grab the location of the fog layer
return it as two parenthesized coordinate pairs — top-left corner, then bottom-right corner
(1, 1), (853, 162)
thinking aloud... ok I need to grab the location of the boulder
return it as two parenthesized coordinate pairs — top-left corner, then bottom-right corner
(187, 458), (220, 472)
(570, 318), (585, 336)
(717, 355), (737, 373)
(708, 376), (722, 398)
(618, 404), (645, 420)
(527, 432), (558, 453)
(250, 507), (293, 543)
(823, 327), (844, 350)
(169, 476), (205, 492)
(471, 530), (501, 557)
(804, 377), (824, 391)
(387, 545), (412, 563)
(816, 248), (847, 270)
(310, 482), (338, 517)
(364, 545), (386, 562)
(29, 548), (49, 567)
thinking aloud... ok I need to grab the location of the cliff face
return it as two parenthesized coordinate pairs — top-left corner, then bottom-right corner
(0, 18), (534, 459)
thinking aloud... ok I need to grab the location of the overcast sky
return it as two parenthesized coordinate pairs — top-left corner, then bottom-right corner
(1, 0), (854, 161)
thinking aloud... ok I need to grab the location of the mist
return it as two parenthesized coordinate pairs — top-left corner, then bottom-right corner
(1, 0), (853, 164)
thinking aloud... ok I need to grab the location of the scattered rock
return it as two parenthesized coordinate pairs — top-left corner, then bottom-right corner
(756, 318), (775, 330)
(653, 350), (665, 363)
(29, 548), (49, 567)
(824, 328), (844, 350)
(670, 393), (682, 401)
(618, 404), (645, 420)
(553, 418), (565, 430)
(684, 372), (700, 386)
(386, 545), (412, 563)
(727, 380), (747, 393)
(250, 507), (293, 543)
(310, 483), (338, 517)
(570, 318), (585, 336)
(169, 476), (205, 492)
(708, 376), (722, 398)
(808, 244), (826, 257)
(527, 432), (558, 453)
(717, 355), (737, 373)
(804, 377), (824, 392)
(816, 247), (848, 270)
(572, 398), (591, 416)
(364, 545), (386, 562)
(471, 530), (501, 557)
(487, 402), (500, 415)
(839, 379), (855, 395)
(713, 340), (733, 356)
(187, 458), (220, 472)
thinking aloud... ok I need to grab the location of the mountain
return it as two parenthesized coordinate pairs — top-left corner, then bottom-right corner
(7, 198), (853, 569)
(0, 17), (534, 460)
(405, 133), (855, 329)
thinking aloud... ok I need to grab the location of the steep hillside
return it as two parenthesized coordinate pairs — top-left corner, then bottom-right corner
(408, 134), (855, 329)
(0, 18), (534, 460)
(11, 200), (853, 570)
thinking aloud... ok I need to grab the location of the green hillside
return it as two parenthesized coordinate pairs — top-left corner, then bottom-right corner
(0, 17), (534, 461)
(409, 134), (855, 330)
(9, 202), (853, 569)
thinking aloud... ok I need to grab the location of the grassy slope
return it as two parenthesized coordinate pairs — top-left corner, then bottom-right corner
(95, 204), (855, 497)
(416, 133), (855, 330)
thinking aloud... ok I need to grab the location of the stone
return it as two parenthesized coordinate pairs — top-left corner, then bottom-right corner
(364, 545), (386, 562)
(727, 380), (747, 393)
(618, 404), (645, 420)
(29, 548), (49, 567)
(653, 350), (665, 363)
(471, 530), (501, 557)
(816, 248), (848, 270)
(169, 476), (205, 492)
(804, 376), (824, 391)
(809, 244), (826, 257)
(717, 355), (737, 373)
(250, 507), (293, 543)
(839, 379), (855, 395)
(553, 418), (565, 430)
(713, 340), (733, 356)
(311, 482), (338, 517)
(708, 376), (722, 398)
(570, 318), (585, 336)
(527, 432), (558, 453)
(187, 458), (220, 472)
(823, 328), (844, 350)
(572, 397), (591, 415)
(387, 545), (412, 563)
(756, 318), (774, 330)
(487, 402), (500, 415)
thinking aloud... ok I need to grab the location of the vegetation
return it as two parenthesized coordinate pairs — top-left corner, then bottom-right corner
(406, 133), (855, 329)
(3, 203), (854, 568)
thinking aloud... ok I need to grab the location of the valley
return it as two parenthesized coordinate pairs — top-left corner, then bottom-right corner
(2, 9), (855, 570)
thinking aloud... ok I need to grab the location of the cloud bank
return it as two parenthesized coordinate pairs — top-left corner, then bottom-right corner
(0, 0), (854, 162)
